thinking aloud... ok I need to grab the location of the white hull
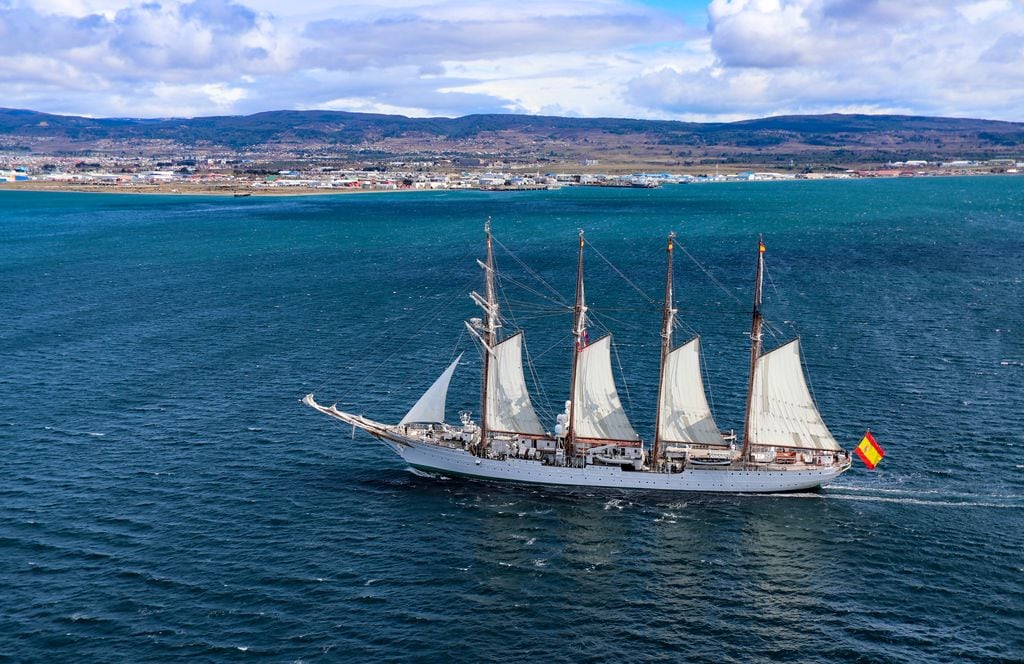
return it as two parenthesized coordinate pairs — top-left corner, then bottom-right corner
(305, 396), (851, 493)
(393, 437), (849, 493)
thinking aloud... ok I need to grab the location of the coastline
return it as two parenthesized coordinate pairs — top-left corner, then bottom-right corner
(0, 180), (409, 197)
(1, 170), (1019, 198)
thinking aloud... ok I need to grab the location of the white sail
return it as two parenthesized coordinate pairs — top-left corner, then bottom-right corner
(748, 339), (841, 451)
(572, 335), (639, 442)
(399, 354), (462, 425)
(486, 333), (545, 435)
(658, 337), (723, 445)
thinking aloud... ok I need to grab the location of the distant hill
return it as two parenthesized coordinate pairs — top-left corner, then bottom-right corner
(2, 107), (1022, 168)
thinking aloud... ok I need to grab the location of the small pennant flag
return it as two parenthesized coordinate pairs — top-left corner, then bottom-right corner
(576, 329), (590, 351)
(855, 431), (885, 469)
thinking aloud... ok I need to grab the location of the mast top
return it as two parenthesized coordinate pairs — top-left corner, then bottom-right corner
(573, 229), (588, 333)
(485, 217), (491, 234)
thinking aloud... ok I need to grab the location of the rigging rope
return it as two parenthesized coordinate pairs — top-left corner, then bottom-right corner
(674, 238), (792, 344)
(530, 332), (575, 360)
(585, 310), (635, 416)
(509, 311), (573, 323)
(589, 309), (655, 337)
(497, 272), (572, 310)
(762, 260), (798, 341)
(335, 274), (477, 410)
(799, 335), (827, 418)
(494, 247), (559, 424)
(496, 263), (518, 331)
(610, 333), (634, 415)
(585, 238), (660, 309)
(672, 312), (701, 340)
(699, 340), (720, 427)
(673, 238), (745, 307)
(502, 299), (569, 312)
(450, 324), (467, 363)
(492, 235), (568, 305)
(520, 332), (557, 425)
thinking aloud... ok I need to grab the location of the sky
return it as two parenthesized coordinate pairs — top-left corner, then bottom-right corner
(1, 0), (1023, 121)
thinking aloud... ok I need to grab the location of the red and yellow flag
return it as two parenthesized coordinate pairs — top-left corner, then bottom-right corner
(855, 431), (885, 469)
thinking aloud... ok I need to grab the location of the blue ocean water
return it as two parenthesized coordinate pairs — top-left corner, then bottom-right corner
(0, 179), (1022, 662)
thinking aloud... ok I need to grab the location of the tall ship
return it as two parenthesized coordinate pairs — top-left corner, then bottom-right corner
(305, 223), (852, 492)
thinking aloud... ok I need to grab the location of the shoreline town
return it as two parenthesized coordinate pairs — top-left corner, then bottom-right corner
(1, 152), (1022, 196)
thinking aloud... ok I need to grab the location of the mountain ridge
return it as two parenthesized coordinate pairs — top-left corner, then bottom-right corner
(2, 107), (1022, 166)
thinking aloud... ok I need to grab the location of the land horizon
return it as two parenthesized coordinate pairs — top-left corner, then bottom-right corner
(1, 170), (1020, 199)
(2, 106), (1022, 168)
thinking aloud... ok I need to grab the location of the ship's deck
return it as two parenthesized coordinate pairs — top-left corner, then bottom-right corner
(398, 428), (850, 474)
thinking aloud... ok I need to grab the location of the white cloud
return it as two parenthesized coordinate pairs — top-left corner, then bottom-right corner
(630, 0), (1024, 121)
(958, 0), (1013, 23)
(0, 0), (1022, 121)
(299, 7), (683, 71)
(315, 97), (435, 118)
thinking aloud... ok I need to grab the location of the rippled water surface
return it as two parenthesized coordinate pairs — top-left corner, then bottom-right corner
(1, 180), (1022, 662)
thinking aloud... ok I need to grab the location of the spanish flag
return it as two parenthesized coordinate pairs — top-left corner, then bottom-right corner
(855, 431), (885, 469)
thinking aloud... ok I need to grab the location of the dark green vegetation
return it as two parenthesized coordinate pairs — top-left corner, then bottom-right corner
(2, 107), (1023, 168)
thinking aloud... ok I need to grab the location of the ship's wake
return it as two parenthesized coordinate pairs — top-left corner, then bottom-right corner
(777, 485), (1022, 509)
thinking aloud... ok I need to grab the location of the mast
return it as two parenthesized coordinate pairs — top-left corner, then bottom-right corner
(476, 219), (499, 453)
(652, 232), (676, 469)
(741, 235), (766, 463)
(565, 229), (587, 456)
(468, 220), (501, 452)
